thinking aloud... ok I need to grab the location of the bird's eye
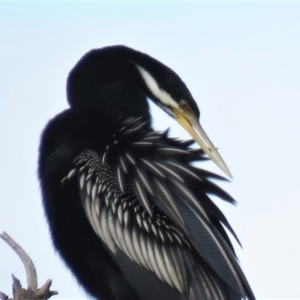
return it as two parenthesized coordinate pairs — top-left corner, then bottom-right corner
(179, 100), (189, 111)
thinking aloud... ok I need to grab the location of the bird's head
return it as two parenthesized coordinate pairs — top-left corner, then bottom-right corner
(67, 45), (232, 178)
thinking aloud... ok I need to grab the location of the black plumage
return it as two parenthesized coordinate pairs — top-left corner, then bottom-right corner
(39, 45), (255, 300)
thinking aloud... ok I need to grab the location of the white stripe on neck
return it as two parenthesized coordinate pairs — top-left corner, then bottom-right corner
(134, 64), (179, 109)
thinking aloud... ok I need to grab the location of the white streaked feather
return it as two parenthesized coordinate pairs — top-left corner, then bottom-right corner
(158, 147), (189, 155)
(151, 223), (158, 237)
(146, 235), (164, 282)
(141, 158), (165, 178)
(171, 178), (209, 222)
(161, 245), (183, 294)
(94, 196), (101, 216)
(102, 151), (108, 163)
(100, 205), (115, 253)
(154, 161), (184, 182)
(166, 161), (202, 181)
(135, 167), (154, 195)
(142, 135), (161, 141)
(124, 117), (134, 124)
(97, 183), (103, 194)
(172, 232), (183, 245)
(102, 184), (108, 193)
(79, 173), (86, 189)
(125, 152), (136, 165)
(142, 219), (150, 232)
(118, 125), (127, 133)
(198, 267), (221, 300)
(132, 227), (148, 269)
(132, 141), (153, 146)
(91, 183), (97, 202)
(153, 178), (183, 224)
(192, 267), (212, 299)
(128, 121), (148, 134)
(125, 116), (142, 125)
(107, 208), (119, 248)
(170, 246), (188, 294)
(86, 180), (92, 195)
(67, 168), (77, 179)
(122, 201), (128, 210)
(119, 156), (128, 174)
(124, 209), (130, 226)
(134, 179), (152, 216)
(117, 165), (125, 193)
(107, 191), (113, 201)
(136, 212), (142, 228)
(158, 228), (165, 243)
(86, 172), (93, 182)
(189, 208), (245, 294)
(153, 239), (173, 288)
(145, 131), (159, 137)
(115, 217), (132, 260)
(61, 176), (67, 185)
(79, 165), (87, 173)
(111, 203), (117, 214)
(168, 224), (184, 239)
(105, 195), (110, 207)
(166, 231), (174, 243)
(107, 209), (119, 240)
(117, 203), (123, 225)
(140, 232), (153, 272)
(91, 197), (105, 241)
(123, 225), (137, 263)
(113, 195), (120, 207)
(84, 195), (94, 228)
(212, 274), (227, 300)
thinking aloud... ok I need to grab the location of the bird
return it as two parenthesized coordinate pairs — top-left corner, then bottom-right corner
(38, 45), (255, 300)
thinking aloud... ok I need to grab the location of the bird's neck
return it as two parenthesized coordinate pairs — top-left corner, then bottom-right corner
(92, 79), (151, 123)
(67, 56), (151, 124)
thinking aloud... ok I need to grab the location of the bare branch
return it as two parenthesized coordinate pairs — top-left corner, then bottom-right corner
(1, 232), (37, 290)
(11, 275), (22, 299)
(0, 232), (58, 300)
(0, 291), (8, 300)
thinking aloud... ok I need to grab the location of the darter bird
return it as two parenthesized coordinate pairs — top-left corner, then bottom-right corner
(39, 45), (255, 300)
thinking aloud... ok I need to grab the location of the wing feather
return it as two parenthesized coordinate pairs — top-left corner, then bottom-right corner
(132, 225), (147, 268)
(63, 117), (255, 299)
(103, 118), (254, 299)
(162, 245), (183, 293)
(146, 234), (164, 282)
(153, 239), (173, 287)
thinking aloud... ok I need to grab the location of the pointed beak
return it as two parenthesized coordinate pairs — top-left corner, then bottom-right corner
(175, 110), (232, 178)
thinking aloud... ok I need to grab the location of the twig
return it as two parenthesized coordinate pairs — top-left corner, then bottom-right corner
(0, 232), (37, 290)
(0, 232), (58, 300)
(0, 291), (9, 300)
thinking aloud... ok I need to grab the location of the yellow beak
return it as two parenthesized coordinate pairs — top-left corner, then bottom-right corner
(175, 110), (232, 178)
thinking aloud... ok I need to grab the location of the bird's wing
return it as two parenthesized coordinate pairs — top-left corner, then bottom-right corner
(62, 117), (254, 300)
(62, 149), (230, 300)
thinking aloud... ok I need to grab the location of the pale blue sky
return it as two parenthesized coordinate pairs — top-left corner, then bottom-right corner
(1, 2), (300, 299)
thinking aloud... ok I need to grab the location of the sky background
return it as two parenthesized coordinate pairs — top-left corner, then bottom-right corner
(1, 1), (300, 299)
